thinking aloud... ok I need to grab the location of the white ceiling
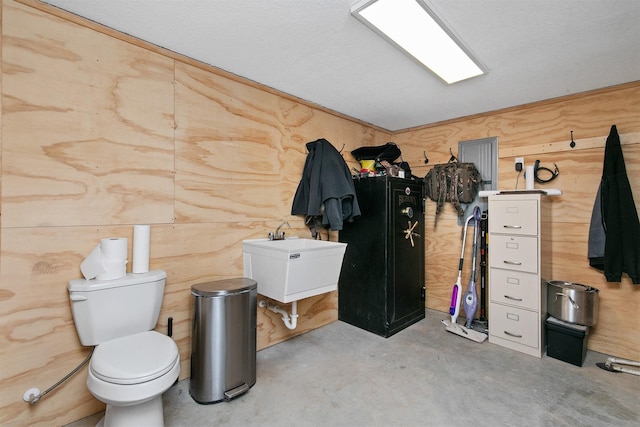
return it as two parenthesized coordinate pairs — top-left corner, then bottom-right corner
(42, 0), (640, 132)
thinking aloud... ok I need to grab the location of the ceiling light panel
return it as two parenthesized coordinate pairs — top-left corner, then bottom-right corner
(352, 0), (486, 84)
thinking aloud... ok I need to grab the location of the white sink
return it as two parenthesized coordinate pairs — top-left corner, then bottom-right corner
(242, 237), (347, 303)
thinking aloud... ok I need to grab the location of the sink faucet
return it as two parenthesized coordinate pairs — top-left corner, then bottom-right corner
(269, 221), (291, 240)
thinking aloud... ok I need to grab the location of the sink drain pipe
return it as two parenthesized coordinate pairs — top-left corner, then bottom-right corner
(259, 299), (298, 330)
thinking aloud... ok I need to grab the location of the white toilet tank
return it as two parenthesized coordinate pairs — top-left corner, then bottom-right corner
(68, 270), (167, 346)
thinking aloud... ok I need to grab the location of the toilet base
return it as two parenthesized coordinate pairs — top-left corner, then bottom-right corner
(96, 395), (164, 427)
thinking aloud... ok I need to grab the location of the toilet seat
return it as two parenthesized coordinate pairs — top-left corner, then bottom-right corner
(91, 331), (179, 385)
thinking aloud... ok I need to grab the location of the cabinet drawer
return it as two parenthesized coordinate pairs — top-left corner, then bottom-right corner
(489, 304), (539, 349)
(489, 199), (538, 236)
(489, 235), (538, 274)
(489, 268), (539, 311)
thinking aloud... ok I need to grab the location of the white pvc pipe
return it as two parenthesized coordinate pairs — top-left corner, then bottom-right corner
(259, 300), (298, 330)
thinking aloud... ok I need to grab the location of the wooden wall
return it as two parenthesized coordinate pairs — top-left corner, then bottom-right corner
(1, 1), (638, 426)
(393, 83), (640, 363)
(0, 1), (389, 425)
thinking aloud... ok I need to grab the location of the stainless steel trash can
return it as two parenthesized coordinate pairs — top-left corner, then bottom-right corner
(190, 278), (257, 404)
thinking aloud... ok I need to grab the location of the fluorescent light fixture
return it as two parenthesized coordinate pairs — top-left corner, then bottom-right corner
(351, 0), (485, 84)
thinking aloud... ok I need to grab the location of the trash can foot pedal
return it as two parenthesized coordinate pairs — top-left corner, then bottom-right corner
(224, 383), (249, 401)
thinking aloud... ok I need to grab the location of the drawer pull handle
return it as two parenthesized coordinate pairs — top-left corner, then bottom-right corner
(504, 331), (523, 338)
(503, 225), (522, 229)
(504, 295), (523, 301)
(503, 260), (522, 265)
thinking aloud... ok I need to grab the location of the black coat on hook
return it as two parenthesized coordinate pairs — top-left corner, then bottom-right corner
(588, 125), (640, 284)
(292, 138), (361, 232)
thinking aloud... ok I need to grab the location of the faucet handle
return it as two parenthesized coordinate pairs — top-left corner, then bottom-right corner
(270, 221), (292, 240)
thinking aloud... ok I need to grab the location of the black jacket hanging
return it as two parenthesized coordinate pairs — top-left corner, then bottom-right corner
(291, 138), (361, 233)
(588, 125), (640, 284)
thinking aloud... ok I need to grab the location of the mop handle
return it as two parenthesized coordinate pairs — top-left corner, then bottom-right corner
(459, 213), (475, 266)
(470, 207), (482, 280)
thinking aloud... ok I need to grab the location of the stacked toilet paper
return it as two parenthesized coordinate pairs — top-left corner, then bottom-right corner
(80, 225), (151, 280)
(81, 237), (128, 280)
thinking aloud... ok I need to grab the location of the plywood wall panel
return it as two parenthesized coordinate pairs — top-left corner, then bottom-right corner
(174, 62), (383, 224)
(146, 222), (257, 372)
(147, 225), (346, 378)
(497, 139), (640, 223)
(396, 83), (640, 361)
(424, 212), (466, 313)
(256, 291), (339, 350)
(550, 217), (640, 359)
(1, 0), (175, 228)
(174, 62), (294, 223)
(0, 0), (3, 246)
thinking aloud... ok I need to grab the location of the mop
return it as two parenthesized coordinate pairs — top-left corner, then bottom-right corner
(441, 206), (488, 343)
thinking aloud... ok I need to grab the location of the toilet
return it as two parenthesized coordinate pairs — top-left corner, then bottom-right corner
(68, 270), (180, 427)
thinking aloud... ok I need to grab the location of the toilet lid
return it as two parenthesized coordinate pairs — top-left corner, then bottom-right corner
(91, 331), (179, 385)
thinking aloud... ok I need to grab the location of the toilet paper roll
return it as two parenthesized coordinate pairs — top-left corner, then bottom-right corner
(132, 224), (150, 274)
(525, 165), (535, 190)
(100, 237), (128, 261)
(80, 244), (106, 280)
(96, 259), (127, 281)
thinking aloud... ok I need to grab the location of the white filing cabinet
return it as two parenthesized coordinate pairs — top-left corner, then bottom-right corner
(488, 193), (550, 357)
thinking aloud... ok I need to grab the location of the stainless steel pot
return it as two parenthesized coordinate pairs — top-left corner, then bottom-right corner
(547, 281), (599, 326)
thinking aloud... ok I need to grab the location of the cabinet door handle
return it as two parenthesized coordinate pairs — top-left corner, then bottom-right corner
(504, 331), (523, 338)
(504, 295), (523, 301)
(503, 260), (522, 265)
(403, 220), (420, 248)
(503, 225), (522, 229)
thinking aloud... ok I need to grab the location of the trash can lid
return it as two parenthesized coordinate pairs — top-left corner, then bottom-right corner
(191, 277), (257, 297)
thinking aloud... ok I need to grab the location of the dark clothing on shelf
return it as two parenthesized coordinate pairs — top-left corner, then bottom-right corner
(588, 125), (640, 284)
(291, 138), (360, 231)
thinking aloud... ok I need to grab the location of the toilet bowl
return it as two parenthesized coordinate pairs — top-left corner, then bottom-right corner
(88, 331), (180, 426)
(68, 270), (180, 427)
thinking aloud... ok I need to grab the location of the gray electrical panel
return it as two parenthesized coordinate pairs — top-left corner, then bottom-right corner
(458, 136), (498, 223)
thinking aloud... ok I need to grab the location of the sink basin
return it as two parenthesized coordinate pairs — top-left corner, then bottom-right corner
(242, 238), (347, 303)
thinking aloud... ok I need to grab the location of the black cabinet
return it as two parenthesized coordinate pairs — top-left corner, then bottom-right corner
(338, 176), (425, 337)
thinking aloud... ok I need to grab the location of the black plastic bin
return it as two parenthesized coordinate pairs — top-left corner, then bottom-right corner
(545, 316), (589, 367)
(190, 278), (257, 404)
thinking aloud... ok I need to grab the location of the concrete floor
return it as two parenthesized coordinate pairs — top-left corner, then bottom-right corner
(67, 309), (639, 427)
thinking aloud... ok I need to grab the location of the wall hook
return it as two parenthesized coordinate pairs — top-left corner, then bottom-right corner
(449, 147), (458, 162)
(423, 151), (429, 164)
(570, 130), (576, 148)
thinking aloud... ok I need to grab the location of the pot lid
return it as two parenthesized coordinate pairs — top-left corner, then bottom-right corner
(547, 281), (598, 293)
